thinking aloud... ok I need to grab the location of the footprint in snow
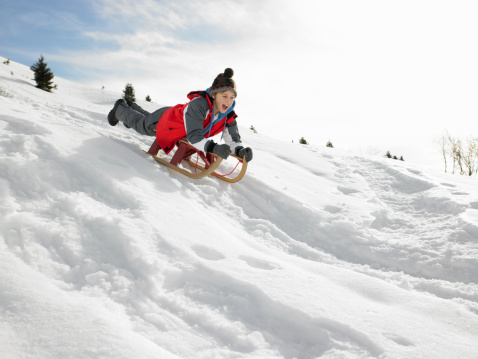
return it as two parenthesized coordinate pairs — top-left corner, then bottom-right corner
(239, 255), (282, 270)
(191, 245), (225, 261)
(324, 205), (342, 214)
(383, 333), (415, 347)
(337, 186), (360, 195)
(311, 170), (326, 177)
(407, 169), (421, 175)
(451, 191), (469, 196)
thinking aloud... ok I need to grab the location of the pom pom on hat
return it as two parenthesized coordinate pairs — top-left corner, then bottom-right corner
(224, 68), (234, 78)
(210, 68), (237, 97)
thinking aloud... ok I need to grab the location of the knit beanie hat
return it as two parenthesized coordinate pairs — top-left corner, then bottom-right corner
(210, 68), (237, 97)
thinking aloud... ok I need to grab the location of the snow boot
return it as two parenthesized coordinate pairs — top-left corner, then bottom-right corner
(107, 99), (126, 126)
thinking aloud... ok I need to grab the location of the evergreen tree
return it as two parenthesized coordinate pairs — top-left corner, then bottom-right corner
(3, 59), (10, 65)
(385, 151), (392, 158)
(250, 125), (257, 133)
(299, 137), (308, 145)
(326, 140), (334, 148)
(145, 95), (151, 102)
(30, 55), (55, 92)
(123, 83), (136, 103)
(400, 156), (404, 161)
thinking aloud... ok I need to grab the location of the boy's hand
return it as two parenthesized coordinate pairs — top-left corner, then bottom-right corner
(235, 146), (253, 162)
(212, 143), (232, 159)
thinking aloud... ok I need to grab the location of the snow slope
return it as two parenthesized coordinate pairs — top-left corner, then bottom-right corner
(1, 57), (478, 359)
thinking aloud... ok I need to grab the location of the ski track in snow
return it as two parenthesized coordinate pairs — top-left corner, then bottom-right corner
(1, 58), (478, 359)
(193, 149), (478, 312)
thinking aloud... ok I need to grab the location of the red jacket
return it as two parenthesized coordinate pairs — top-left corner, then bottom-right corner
(156, 91), (237, 153)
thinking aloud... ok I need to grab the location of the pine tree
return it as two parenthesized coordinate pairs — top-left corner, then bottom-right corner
(3, 59), (10, 65)
(299, 137), (308, 145)
(145, 95), (151, 102)
(326, 140), (334, 148)
(123, 83), (136, 103)
(400, 156), (404, 161)
(250, 125), (257, 133)
(385, 151), (392, 158)
(30, 55), (55, 92)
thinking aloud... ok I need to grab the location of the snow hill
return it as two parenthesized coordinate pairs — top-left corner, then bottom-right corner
(1, 57), (478, 359)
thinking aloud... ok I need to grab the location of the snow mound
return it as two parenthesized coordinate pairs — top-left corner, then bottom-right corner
(1, 57), (478, 359)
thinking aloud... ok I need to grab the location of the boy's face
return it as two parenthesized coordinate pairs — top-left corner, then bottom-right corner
(213, 90), (235, 114)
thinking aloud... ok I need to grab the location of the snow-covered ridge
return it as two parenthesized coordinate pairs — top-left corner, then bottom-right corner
(1, 57), (478, 359)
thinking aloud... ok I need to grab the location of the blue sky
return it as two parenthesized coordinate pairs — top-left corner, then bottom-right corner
(2, 0), (478, 169)
(1, 0), (108, 78)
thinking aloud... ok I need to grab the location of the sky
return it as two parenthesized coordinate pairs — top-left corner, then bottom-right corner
(1, 0), (478, 169)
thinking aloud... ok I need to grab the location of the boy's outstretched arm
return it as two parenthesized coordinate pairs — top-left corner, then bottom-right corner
(224, 121), (253, 162)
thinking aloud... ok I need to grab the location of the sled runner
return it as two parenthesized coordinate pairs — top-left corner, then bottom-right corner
(144, 139), (248, 183)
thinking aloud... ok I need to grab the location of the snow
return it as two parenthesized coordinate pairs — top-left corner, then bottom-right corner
(1, 57), (478, 359)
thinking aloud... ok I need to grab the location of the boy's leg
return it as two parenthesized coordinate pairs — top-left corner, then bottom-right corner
(121, 103), (150, 128)
(130, 103), (150, 116)
(115, 104), (157, 136)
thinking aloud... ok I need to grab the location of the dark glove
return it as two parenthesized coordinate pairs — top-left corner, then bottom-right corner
(235, 146), (253, 162)
(211, 143), (232, 159)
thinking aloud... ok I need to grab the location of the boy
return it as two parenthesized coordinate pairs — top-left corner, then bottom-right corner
(107, 68), (253, 162)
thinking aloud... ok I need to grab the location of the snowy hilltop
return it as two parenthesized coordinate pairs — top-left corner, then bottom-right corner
(1, 57), (478, 359)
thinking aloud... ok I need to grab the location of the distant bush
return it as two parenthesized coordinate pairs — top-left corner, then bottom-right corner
(299, 137), (308, 145)
(326, 141), (334, 148)
(385, 151), (404, 161)
(30, 55), (55, 92)
(3, 59), (10, 65)
(146, 95), (152, 102)
(123, 83), (136, 103)
(250, 125), (257, 133)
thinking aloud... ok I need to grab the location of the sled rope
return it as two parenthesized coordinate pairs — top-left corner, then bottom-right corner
(194, 153), (241, 177)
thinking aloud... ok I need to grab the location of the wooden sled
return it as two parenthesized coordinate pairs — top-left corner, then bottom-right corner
(144, 139), (248, 183)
